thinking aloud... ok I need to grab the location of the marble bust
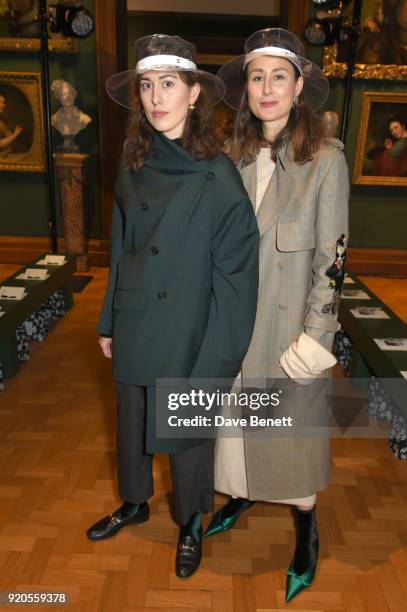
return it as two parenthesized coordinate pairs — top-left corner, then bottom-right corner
(51, 80), (91, 152)
(322, 111), (340, 139)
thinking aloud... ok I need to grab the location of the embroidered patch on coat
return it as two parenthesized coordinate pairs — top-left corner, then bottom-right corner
(322, 234), (347, 315)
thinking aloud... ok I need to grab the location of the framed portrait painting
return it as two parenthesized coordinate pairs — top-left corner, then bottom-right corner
(0, 1), (78, 52)
(323, 0), (407, 80)
(0, 71), (46, 172)
(353, 92), (407, 186)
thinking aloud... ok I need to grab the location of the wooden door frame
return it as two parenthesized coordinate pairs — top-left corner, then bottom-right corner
(94, 0), (128, 243)
(280, 0), (310, 38)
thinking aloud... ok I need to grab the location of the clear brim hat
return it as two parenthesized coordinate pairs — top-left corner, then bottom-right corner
(106, 33), (226, 109)
(217, 28), (329, 111)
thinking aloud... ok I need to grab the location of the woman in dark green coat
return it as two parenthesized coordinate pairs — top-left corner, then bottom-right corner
(86, 34), (259, 579)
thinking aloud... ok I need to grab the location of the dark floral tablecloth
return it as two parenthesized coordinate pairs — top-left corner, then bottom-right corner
(334, 330), (407, 460)
(0, 289), (65, 389)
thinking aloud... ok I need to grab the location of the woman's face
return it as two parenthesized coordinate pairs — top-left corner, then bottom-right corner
(246, 56), (303, 129)
(389, 120), (406, 139)
(139, 70), (200, 139)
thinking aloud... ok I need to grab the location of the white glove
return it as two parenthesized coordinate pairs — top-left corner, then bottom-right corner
(279, 332), (337, 385)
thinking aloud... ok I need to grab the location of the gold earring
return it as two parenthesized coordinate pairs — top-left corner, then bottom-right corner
(188, 103), (195, 112)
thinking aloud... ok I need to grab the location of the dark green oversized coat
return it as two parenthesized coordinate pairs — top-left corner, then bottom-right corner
(98, 132), (259, 453)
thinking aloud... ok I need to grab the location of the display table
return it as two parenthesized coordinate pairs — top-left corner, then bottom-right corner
(337, 274), (407, 458)
(338, 275), (407, 412)
(0, 255), (75, 379)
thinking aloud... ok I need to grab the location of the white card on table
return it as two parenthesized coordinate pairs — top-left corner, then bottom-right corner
(342, 289), (371, 300)
(36, 255), (66, 266)
(16, 268), (49, 281)
(25, 268), (48, 279)
(43, 254), (66, 265)
(374, 338), (407, 351)
(350, 307), (390, 319)
(0, 286), (27, 300)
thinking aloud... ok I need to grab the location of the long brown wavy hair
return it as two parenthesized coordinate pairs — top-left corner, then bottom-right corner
(229, 65), (325, 165)
(123, 72), (223, 170)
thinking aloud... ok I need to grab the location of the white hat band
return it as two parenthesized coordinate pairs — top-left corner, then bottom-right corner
(244, 45), (303, 73)
(136, 54), (197, 74)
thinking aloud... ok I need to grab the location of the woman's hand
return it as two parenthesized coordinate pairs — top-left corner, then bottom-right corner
(98, 336), (112, 359)
(0, 125), (23, 148)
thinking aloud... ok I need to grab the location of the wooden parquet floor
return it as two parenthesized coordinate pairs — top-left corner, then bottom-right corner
(0, 265), (406, 611)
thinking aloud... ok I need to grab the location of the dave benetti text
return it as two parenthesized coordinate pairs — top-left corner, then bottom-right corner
(168, 415), (293, 427)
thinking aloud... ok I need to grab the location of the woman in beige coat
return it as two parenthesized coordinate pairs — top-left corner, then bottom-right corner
(204, 29), (349, 602)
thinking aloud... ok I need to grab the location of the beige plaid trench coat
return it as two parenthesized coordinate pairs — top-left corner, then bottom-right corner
(215, 138), (349, 500)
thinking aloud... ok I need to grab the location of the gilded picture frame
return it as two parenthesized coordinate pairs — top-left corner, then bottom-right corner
(0, 36), (78, 53)
(322, 0), (407, 81)
(0, 1), (78, 53)
(353, 92), (407, 186)
(323, 44), (407, 80)
(0, 71), (46, 172)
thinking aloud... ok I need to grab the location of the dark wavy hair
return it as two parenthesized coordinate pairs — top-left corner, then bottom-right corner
(229, 65), (325, 165)
(123, 72), (223, 170)
(387, 114), (407, 130)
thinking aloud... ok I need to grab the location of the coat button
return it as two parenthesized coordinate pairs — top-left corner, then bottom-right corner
(157, 291), (167, 299)
(277, 261), (284, 270)
(140, 202), (149, 211)
(206, 172), (215, 180)
(278, 304), (288, 310)
(150, 246), (159, 255)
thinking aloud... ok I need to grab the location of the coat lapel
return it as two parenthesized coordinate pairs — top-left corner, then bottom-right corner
(239, 157), (257, 212)
(140, 132), (213, 257)
(243, 144), (297, 236)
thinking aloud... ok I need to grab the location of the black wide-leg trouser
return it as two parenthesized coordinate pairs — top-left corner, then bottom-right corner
(116, 382), (214, 526)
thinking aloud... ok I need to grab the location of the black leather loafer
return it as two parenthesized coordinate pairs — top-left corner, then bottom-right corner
(86, 501), (149, 541)
(175, 520), (203, 578)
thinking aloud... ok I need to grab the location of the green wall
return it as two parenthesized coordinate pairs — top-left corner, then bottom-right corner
(307, 45), (407, 249)
(0, 0), (100, 239)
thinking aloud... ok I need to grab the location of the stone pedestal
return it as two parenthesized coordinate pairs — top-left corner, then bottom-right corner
(53, 152), (90, 272)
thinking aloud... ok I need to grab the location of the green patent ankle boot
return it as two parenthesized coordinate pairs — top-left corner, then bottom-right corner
(204, 498), (255, 538)
(285, 506), (319, 603)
